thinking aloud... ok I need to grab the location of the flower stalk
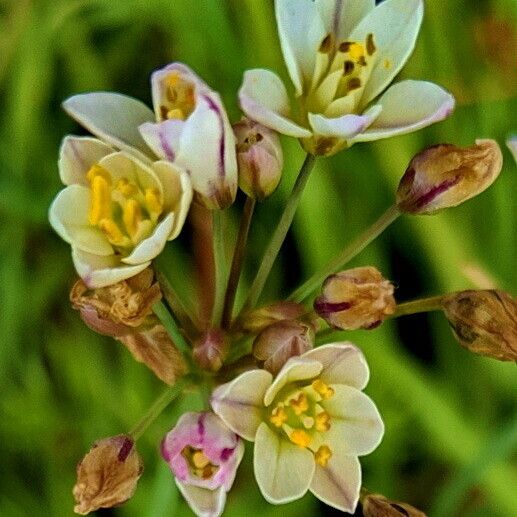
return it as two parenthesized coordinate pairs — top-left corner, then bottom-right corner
(152, 301), (192, 359)
(212, 210), (228, 325)
(391, 295), (445, 318)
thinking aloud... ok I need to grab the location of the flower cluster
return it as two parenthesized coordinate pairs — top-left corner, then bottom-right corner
(48, 1), (513, 516)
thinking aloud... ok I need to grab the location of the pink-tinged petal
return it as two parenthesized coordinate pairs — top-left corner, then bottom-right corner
(254, 422), (315, 504)
(59, 136), (113, 186)
(302, 342), (370, 389)
(264, 358), (322, 407)
(324, 384), (384, 456)
(62, 92), (155, 161)
(239, 69), (312, 138)
(310, 453), (361, 513)
(139, 119), (184, 162)
(49, 185), (113, 256)
(72, 248), (150, 288)
(176, 481), (226, 517)
(315, 0), (375, 40)
(211, 370), (272, 441)
(308, 108), (380, 139)
(352, 80), (455, 142)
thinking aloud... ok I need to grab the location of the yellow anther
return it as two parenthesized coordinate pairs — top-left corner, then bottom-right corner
(312, 379), (335, 400)
(98, 218), (126, 245)
(348, 42), (365, 61)
(123, 199), (141, 238)
(289, 429), (311, 448)
(315, 445), (332, 467)
(290, 393), (309, 416)
(315, 411), (331, 432)
(165, 73), (181, 88)
(145, 187), (162, 214)
(167, 108), (185, 120)
(89, 175), (112, 225)
(270, 407), (288, 428)
(86, 164), (111, 185)
(116, 178), (138, 197)
(192, 451), (210, 470)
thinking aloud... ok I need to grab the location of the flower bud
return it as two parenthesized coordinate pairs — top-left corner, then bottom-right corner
(233, 117), (283, 200)
(253, 320), (314, 375)
(193, 329), (229, 372)
(239, 301), (309, 333)
(73, 435), (143, 515)
(314, 267), (395, 330)
(362, 493), (427, 517)
(441, 290), (517, 362)
(396, 139), (503, 215)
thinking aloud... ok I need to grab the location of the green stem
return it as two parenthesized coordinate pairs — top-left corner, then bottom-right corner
(222, 196), (256, 329)
(212, 209), (227, 326)
(241, 153), (317, 312)
(153, 301), (192, 358)
(391, 295), (445, 318)
(289, 204), (400, 303)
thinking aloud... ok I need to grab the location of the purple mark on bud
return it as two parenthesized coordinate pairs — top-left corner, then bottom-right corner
(220, 447), (235, 461)
(414, 175), (461, 209)
(314, 298), (353, 316)
(364, 320), (382, 330)
(117, 437), (134, 462)
(202, 94), (226, 177)
(159, 125), (175, 161)
(197, 413), (206, 438)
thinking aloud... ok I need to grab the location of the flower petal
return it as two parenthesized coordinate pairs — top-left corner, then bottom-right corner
(176, 481), (226, 517)
(324, 384), (384, 455)
(59, 136), (113, 186)
(352, 80), (455, 142)
(72, 248), (150, 288)
(302, 342), (370, 389)
(211, 369), (273, 441)
(239, 69), (312, 138)
(310, 452), (361, 513)
(264, 358), (322, 407)
(139, 119), (184, 162)
(315, 0), (375, 41)
(349, 0), (424, 105)
(254, 422), (315, 504)
(49, 185), (113, 256)
(62, 92), (155, 161)
(308, 108), (379, 139)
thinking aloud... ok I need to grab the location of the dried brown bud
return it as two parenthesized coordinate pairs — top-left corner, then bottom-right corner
(193, 328), (229, 372)
(239, 301), (310, 333)
(314, 267), (395, 330)
(396, 139), (503, 215)
(362, 493), (427, 517)
(442, 290), (517, 362)
(233, 117), (283, 200)
(73, 435), (143, 515)
(253, 320), (314, 375)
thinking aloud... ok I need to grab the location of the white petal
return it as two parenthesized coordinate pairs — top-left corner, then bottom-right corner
(302, 342), (370, 389)
(349, 0), (424, 105)
(211, 369), (273, 441)
(275, 0), (326, 96)
(254, 423), (315, 504)
(308, 108), (379, 138)
(121, 213), (174, 265)
(352, 80), (455, 142)
(49, 185), (113, 256)
(239, 69), (311, 138)
(264, 358), (322, 407)
(315, 0), (375, 40)
(72, 248), (150, 288)
(139, 119), (184, 162)
(176, 481), (226, 517)
(62, 92), (155, 161)
(324, 384), (384, 456)
(506, 136), (517, 163)
(310, 453), (361, 513)
(59, 136), (113, 186)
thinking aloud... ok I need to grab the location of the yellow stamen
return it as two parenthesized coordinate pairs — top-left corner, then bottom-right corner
(167, 108), (185, 120)
(145, 187), (162, 216)
(123, 199), (141, 238)
(86, 164), (111, 185)
(192, 451), (210, 469)
(290, 393), (309, 416)
(165, 73), (181, 88)
(315, 411), (331, 432)
(289, 429), (311, 448)
(348, 42), (365, 61)
(89, 175), (111, 225)
(315, 445), (332, 467)
(270, 407), (288, 428)
(116, 178), (138, 197)
(312, 379), (335, 400)
(99, 218), (126, 245)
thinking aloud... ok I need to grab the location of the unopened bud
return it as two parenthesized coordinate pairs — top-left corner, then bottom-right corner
(442, 290), (517, 362)
(396, 139), (502, 215)
(314, 267), (395, 330)
(362, 493), (427, 517)
(253, 320), (314, 375)
(73, 435), (143, 515)
(233, 117), (283, 200)
(239, 301), (309, 333)
(193, 328), (229, 372)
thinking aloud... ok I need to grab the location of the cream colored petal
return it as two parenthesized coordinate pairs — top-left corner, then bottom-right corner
(264, 358), (322, 407)
(49, 185), (113, 256)
(254, 422), (315, 504)
(59, 136), (113, 186)
(324, 384), (384, 456)
(72, 248), (150, 288)
(302, 343), (369, 389)
(315, 0), (375, 40)
(308, 111), (377, 139)
(176, 481), (226, 517)
(211, 369), (273, 441)
(506, 136), (517, 163)
(310, 452), (361, 513)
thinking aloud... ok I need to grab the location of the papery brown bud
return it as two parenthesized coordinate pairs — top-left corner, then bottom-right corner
(73, 435), (143, 515)
(193, 328), (229, 372)
(396, 139), (503, 215)
(239, 301), (310, 333)
(233, 117), (283, 200)
(441, 290), (517, 362)
(253, 320), (314, 375)
(362, 493), (427, 517)
(314, 267), (395, 330)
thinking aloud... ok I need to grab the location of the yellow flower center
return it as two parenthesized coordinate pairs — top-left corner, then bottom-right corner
(160, 72), (196, 121)
(315, 445), (332, 467)
(181, 446), (219, 480)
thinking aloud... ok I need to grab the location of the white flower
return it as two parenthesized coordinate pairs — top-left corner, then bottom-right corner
(239, 0), (455, 156)
(211, 342), (384, 513)
(49, 135), (192, 288)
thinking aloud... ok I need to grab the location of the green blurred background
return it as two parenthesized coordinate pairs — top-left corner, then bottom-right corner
(0, 0), (516, 516)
